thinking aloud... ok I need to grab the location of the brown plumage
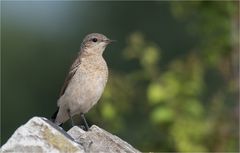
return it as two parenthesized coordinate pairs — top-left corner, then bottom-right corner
(51, 33), (113, 128)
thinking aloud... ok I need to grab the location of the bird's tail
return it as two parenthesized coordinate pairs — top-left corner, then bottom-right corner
(51, 107), (63, 127)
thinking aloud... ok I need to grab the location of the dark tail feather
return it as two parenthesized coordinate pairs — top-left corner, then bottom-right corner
(51, 107), (63, 127)
(51, 107), (59, 121)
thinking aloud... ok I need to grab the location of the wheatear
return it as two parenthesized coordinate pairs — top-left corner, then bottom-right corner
(51, 33), (113, 130)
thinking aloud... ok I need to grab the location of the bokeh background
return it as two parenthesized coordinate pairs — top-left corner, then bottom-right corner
(1, 1), (239, 152)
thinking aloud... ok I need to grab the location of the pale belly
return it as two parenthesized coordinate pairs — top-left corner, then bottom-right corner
(58, 67), (107, 115)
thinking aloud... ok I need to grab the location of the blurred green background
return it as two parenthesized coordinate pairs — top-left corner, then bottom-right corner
(1, 1), (239, 152)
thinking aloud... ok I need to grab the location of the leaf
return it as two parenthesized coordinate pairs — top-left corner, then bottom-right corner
(151, 106), (174, 123)
(147, 83), (166, 104)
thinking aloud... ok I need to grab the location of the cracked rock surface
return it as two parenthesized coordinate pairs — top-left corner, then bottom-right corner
(1, 117), (140, 153)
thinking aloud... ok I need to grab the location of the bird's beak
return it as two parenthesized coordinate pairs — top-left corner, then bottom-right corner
(104, 39), (116, 44)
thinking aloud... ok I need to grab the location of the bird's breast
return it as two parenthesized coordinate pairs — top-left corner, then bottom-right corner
(59, 56), (108, 114)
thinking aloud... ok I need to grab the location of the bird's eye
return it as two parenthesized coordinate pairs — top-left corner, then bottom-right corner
(92, 38), (98, 42)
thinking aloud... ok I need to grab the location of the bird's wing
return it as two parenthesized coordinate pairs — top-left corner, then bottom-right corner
(59, 57), (81, 97)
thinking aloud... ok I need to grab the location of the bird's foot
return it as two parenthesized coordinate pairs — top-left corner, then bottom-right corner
(80, 113), (90, 131)
(79, 125), (90, 131)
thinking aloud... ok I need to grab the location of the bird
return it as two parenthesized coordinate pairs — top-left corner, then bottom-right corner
(51, 33), (114, 131)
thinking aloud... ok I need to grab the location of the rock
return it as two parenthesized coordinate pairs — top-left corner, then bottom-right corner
(1, 117), (140, 153)
(68, 125), (140, 153)
(1, 117), (83, 153)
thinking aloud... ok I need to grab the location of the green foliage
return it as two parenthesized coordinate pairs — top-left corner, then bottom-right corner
(147, 83), (166, 104)
(171, 1), (236, 67)
(151, 106), (174, 123)
(97, 1), (238, 151)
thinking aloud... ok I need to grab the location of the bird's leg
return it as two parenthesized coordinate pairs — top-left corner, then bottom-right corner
(80, 113), (89, 131)
(67, 109), (75, 127)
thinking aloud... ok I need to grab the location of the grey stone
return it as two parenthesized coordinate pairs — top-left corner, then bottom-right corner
(1, 117), (83, 153)
(68, 125), (141, 153)
(1, 117), (140, 153)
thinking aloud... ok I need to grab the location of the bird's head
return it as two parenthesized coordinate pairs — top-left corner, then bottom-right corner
(80, 33), (114, 55)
